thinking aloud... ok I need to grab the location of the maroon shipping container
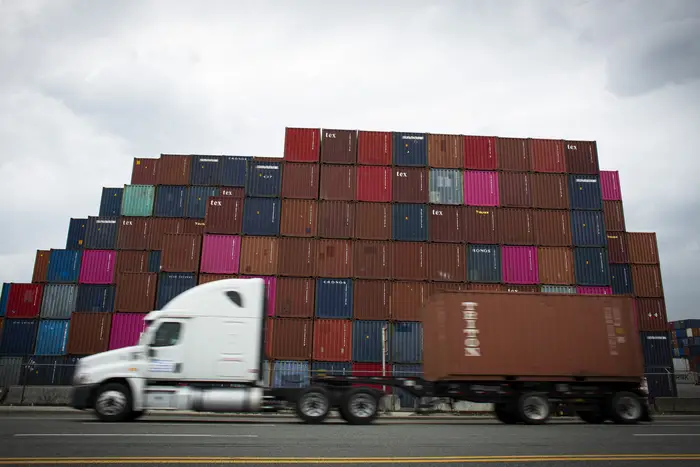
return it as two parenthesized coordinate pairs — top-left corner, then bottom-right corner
(607, 232), (629, 264)
(267, 318), (313, 360)
(284, 128), (320, 163)
(499, 172), (532, 207)
(498, 208), (535, 245)
(537, 247), (575, 285)
(115, 273), (157, 313)
(313, 319), (352, 362)
(357, 131), (392, 166)
(353, 280), (390, 320)
(531, 173), (569, 210)
(278, 238), (316, 277)
(67, 312), (112, 355)
(131, 158), (159, 185)
(280, 199), (318, 237)
(354, 203), (391, 240)
(390, 281), (430, 321)
(32, 250), (50, 283)
(239, 237), (279, 276)
(319, 165), (356, 201)
(160, 234), (202, 272)
(626, 232), (659, 264)
(147, 218), (185, 250)
(533, 210), (572, 246)
(6, 284), (43, 318)
(204, 197), (243, 235)
(198, 274), (237, 285)
(496, 137), (531, 172)
(275, 278), (315, 318)
(421, 291), (643, 381)
(428, 243), (466, 283)
(463, 206), (498, 244)
(281, 163), (320, 199)
(603, 201), (626, 232)
(316, 240), (353, 278)
(530, 139), (566, 173)
(631, 265), (664, 298)
(220, 187), (245, 198)
(320, 129), (357, 164)
(117, 218), (150, 250)
(428, 134), (464, 169)
(464, 135), (497, 170)
(353, 241), (392, 279)
(356, 166), (392, 202)
(318, 201), (354, 239)
(393, 167), (428, 203)
(428, 205), (465, 243)
(635, 298), (669, 332)
(156, 154), (191, 185)
(393, 242), (427, 281)
(115, 251), (149, 276)
(182, 220), (206, 235)
(564, 140), (599, 174)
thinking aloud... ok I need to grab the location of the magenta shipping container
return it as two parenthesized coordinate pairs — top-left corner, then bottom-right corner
(599, 170), (622, 201)
(200, 234), (241, 274)
(78, 250), (116, 285)
(501, 246), (539, 284)
(464, 171), (500, 206)
(108, 313), (148, 350)
(241, 275), (277, 316)
(576, 286), (613, 295)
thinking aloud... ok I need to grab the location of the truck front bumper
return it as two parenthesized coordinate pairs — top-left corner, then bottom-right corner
(71, 385), (96, 410)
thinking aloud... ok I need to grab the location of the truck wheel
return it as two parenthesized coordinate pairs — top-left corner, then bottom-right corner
(577, 410), (606, 424)
(94, 383), (132, 422)
(609, 391), (643, 424)
(494, 403), (519, 424)
(295, 387), (331, 424)
(516, 392), (551, 425)
(339, 388), (379, 425)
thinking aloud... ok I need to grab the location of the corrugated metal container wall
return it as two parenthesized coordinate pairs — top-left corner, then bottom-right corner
(357, 131), (392, 166)
(564, 140), (599, 174)
(427, 134), (464, 168)
(427, 243), (466, 283)
(627, 232), (660, 264)
(353, 241), (392, 279)
(352, 320), (389, 363)
(76, 285), (115, 313)
(0, 320), (37, 355)
(281, 163), (319, 199)
(541, 285), (576, 294)
(278, 238), (316, 277)
(160, 234), (202, 273)
(204, 197), (243, 235)
(391, 282), (430, 321)
(79, 250), (116, 285)
(284, 127), (320, 163)
(316, 240), (353, 278)
(499, 172), (532, 207)
(66, 218), (87, 250)
(32, 250), (50, 283)
(198, 274), (237, 285)
(393, 167), (428, 203)
(108, 313), (147, 350)
(156, 154), (191, 185)
(392, 204), (428, 242)
(635, 299), (669, 332)
(392, 322), (422, 364)
(428, 169), (463, 205)
(272, 360), (310, 388)
(246, 161), (282, 198)
(631, 265), (664, 298)
(502, 246), (538, 285)
(464, 135), (497, 170)
(313, 319), (352, 361)
(354, 203), (391, 240)
(640, 332), (673, 367)
(221, 156), (249, 187)
(464, 171), (499, 206)
(537, 247), (575, 285)
(186, 186), (220, 219)
(47, 250), (82, 283)
(239, 237), (279, 276)
(0, 356), (22, 386)
(603, 201), (626, 232)
(318, 201), (354, 239)
(275, 278), (315, 318)
(147, 218), (186, 250)
(6, 284), (43, 319)
(99, 188), (123, 217)
(190, 155), (222, 186)
(40, 285), (78, 319)
(573, 247), (610, 286)
(0, 283), (9, 317)
(312, 361), (352, 377)
(503, 285), (540, 293)
(568, 175), (602, 210)
(115, 273), (157, 313)
(120, 185), (155, 217)
(467, 245), (502, 283)
(353, 280), (390, 320)
(393, 243), (427, 281)
(320, 129), (357, 164)
(67, 312), (111, 354)
(577, 286), (613, 295)
(571, 210), (607, 246)
(607, 233), (629, 263)
(356, 166), (392, 202)
(319, 165), (355, 201)
(131, 158), (159, 185)
(428, 205), (465, 243)
(239, 276), (276, 317)
(242, 198), (281, 236)
(498, 208), (535, 245)
(154, 186), (187, 218)
(530, 138), (566, 173)
(151, 251), (163, 274)
(315, 279), (352, 319)
(531, 173), (569, 210)
(117, 218), (150, 250)
(200, 235), (241, 274)
(34, 320), (70, 355)
(84, 217), (118, 250)
(279, 200), (315, 238)
(533, 210), (572, 246)
(600, 170), (622, 201)
(115, 251), (149, 275)
(464, 206), (498, 244)
(267, 318), (313, 360)
(393, 132), (428, 166)
(156, 273), (197, 310)
(610, 264), (634, 295)
(496, 137), (531, 171)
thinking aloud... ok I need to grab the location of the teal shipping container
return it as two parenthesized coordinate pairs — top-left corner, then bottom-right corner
(121, 185), (155, 217)
(540, 285), (576, 294)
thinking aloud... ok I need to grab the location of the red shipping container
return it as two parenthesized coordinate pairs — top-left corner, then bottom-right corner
(200, 235), (241, 274)
(32, 250), (50, 283)
(354, 203), (391, 240)
(600, 170), (622, 201)
(393, 167), (428, 203)
(427, 243), (466, 283)
(564, 140), (599, 174)
(635, 298), (669, 332)
(284, 128), (320, 163)
(267, 318), (313, 360)
(607, 232), (629, 264)
(530, 139), (566, 173)
(117, 218), (150, 250)
(390, 282), (430, 321)
(351, 363), (392, 391)
(6, 284), (43, 318)
(220, 187), (245, 198)
(280, 199), (318, 237)
(313, 319), (352, 362)
(281, 163), (320, 199)
(275, 278), (315, 318)
(353, 241), (392, 279)
(115, 273), (157, 313)
(357, 131), (392, 166)
(320, 129), (357, 164)
(428, 205), (465, 243)
(318, 201), (354, 239)
(393, 243), (427, 281)
(319, 165), (356, 201)
(156, 154), (192, 185)
(204, 197), (243, 235)
(356, 166), (392, 202)
(160, 234), (202, 272)
(147, 218), (185, 250)
(353, 280), (390, 320)
(131, 158), (159, 185)
(316, 240), (353, 278)
(464, 135), (497, 170)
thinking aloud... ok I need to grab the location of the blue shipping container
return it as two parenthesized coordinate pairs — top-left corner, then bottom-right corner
(610, 264), (634, 295)
(34, 320), (70, 356)
(186, 186), (220, 219)
(568, 174), (602, 210)
(76, 285), (115, 313)
(573, 247), (610, 286)
(571, 210), (607, 246)
(391, 322), (422, 364)
(221, 156), (249, 187)
(84, 217), (119, 250)
(541, 285), (576, 294)
(242, 198), (281, 236)
(272, 360), (309, 388)
(40, 284), (78, 319)
(393, 132), (428, 166)
(148, 251), (162, 273)
(311, 361), (351, 377)
(22, 355), (80, 386)
(315, 279), (353, 319)
(154, 186), (187, 218)
(392, 204), (428, 242)
(352, 320), (390, 363)
(246, 161), (282, 197)
(156, 273), (197, 310)
(392, 363), (422, 408)
(467, 245), (502, 283)
(0, 283), (9, 317)
(98, 187), (123, 217)
(0, 319), (38, 356)
(47, 250), (82, 283)
(65, 218), (87, 250)
(428, 169), (464, 205)
(190, 155), (223, 186)
(640, 332), (673, 367)
(644, 367), (677, 398)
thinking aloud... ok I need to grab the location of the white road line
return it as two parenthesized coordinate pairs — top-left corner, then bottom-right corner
(634, 433), (700, 437)
(14, 433), (258, 438)
(81, 422), (276, 427)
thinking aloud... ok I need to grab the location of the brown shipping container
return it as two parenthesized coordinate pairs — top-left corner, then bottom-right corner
(281, 163), (320, 199)
(498, 208), (535, 245)
(496, 137), (531, 172)
(537, 247), (575, 285)
(390, 281), (430, 321)
(320, 129), (357, 164)
(427, 134), (464, 169)
(431, 282), (468, 293)
(533, 210), (572, 246)
(468, 283), (505, 292)
(564, 140), (599, 174)
(280, 199), (318, 237)
(428, 243), (466, 283)
(607, 232), (629, 264)
(275, 278), (315, 318)
(499, 172), (532, 207)
(115, 273), (157, 312)
(393, 167), (428, 203)
(631, 265), (664, 298)
(147, 218), (185, 250)
(393, 242), (427, 281)
(67, 312), (112, 355)
(353, 280), (391, 320)
(503, 285), (540, 293)
(353, 241), (392, 279)
(182, 220), (206, 235)
(278, 238), (316, 277)
(117, 217), (150, 250)
(603, 201), (626, 232)
(464, 207), (498, 244)
(318, 201), (354, 239)
(635, 298), (669, 332)
(160, 234), (202, 272)
(319, 165), (356, 201)
(220, 187), (245, 198)
(267, 318), (313, 360)
(199, 274), (237, 285)
(32, 250), (50, 283)
(428, 205), (465, 243)
(131, 158), (159, 185)
(421, 291), (644, 381)
(316, 240), (353, 278)
(626, 232), (659, 264)
(530, 139), (566, 173)
(531, 173), (569, 209)
(204, 197), (243, 235)
(115, 251), (150, 275)
(156, 154), (192, 185)
(239, 237), (279, 276)
(354, 203), (391, 240)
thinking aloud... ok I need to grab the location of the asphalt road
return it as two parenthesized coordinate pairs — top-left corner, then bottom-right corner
(1, 412), (700, 466)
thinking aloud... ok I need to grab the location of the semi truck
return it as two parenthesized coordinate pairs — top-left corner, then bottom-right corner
(71, 278), (652, 425)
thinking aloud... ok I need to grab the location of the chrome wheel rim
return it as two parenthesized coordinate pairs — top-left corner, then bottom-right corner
(349, 394), (377, 418)
(522, 396), (549, 421)
(96, 390), (127, 416)
(616, 396), (642, 420)
(300, 392), (328, 418)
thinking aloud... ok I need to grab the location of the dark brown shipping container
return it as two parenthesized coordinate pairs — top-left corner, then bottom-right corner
(503, 285), (540, 293)
(428, 205), (465, 243)
(499, 172), (532, 207)
(67, 312), (112, 355)
(353, 280), (391, 320)
(467, 283), (505, 291)
(498, 208), (535, 245)
(220, 187), (245, 198)
(275, 278), (315, 318)
(427, 134), (464, 169)
(390, 281), (430, 321)
(115, 251), (150, 276)
(428, 243), (466, 283)
(280, 199), (318, 237)
(421, 291), (644, 381)
(635, 298), (669, 332)
(160, 234), (202, 272)
(131, 158), (159, 185)
(393, 242), (427, 281)
(631, 265), (664, 298)
(116, 217), (150, 250)
(281, 163), (320, 199)
(318, 201), (354, 239)
(182, 219), (206, 235)
(320, 129), (357, 164)
(607, 232), (629, 264)
(530, 139), (566, 173)
(156, 154), (192, 185)
(278, 238), (316, 277)
(531, 173), (569, 210)
(267, 318), (313, 360)
(537, 247), (575, 285)
(564, 140), (599, 174)
(496, 137), (531, 172)
(353, 241), (392, 279)
(319, 165), (356, 201)
(626, 232), (659, 264)
(431, 282), (468, 293)
(393, 167), (428, 203)
(115, 273), (157, 312)
(603, 201), (626, 232)
(239, 237), (279, 276)
(199, 274), (237, 285)
(204, 197), (243, 235)
(354, 203), (391, 240)
(316, 240), (353, 278)
(32, 250), (50, 283)
(463, 207), (498, 244)
(533, 210), (572, 246)
(147, 218), (185, 250)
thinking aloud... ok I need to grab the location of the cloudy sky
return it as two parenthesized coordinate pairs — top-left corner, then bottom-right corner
(1, 0), (698, 320)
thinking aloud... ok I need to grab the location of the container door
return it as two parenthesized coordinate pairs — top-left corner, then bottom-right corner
(145, 319), (186, 380)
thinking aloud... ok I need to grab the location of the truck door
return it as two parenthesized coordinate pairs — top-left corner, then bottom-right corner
(146, 319), (187, 381)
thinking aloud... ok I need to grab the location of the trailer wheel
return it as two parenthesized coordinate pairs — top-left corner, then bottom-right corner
(94, 383), (132, 422)
(609, 391), (643, 424)
(577, 410), (606, 424)
(296, 387), (331, 424)
(339, 388), (379, 425)
(494, 403), (519, 424)
(516, 392), (551, 425)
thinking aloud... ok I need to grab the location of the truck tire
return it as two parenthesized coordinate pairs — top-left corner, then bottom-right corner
(494, 403), (519, 424)
(339, 388), (379, 425)
(94, 382), (132, 422)
(609, 391), (643, 424)
(295, 386), (331, 424)
(516, 392), (551, 425)
(577, 410), (606, 424)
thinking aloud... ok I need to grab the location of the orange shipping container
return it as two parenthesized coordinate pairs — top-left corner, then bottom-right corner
(464, 207), (498, 244)
(275, 278), (315, 318)
(239, 237), (279, 276)
(496, 137), (531, 172)
(603, 201), (626, 232)
(393, 243), (427, 281)
(353, 240), (392, 279)
(498, 208), (535, 245)
(427, 243), (466, 283)
(267, 318), (313, 360)
(354, 203), (391, 240)
(318, 201), (354, 239)
(631, 265), (664, 298)
(278, 238), (316, 277)
(427, 134), (464, 168)
(67, 312), (112, 355)
(390, 281), (430, 321)
(316, 240), (353, 278)
(313, 319), (352, 361)
(32, 250), (50, 283)
(280, 199), (318, 237)
(160, 234), (202, 272)
(626, 232), (659, 264)
(533, 210), (572, 246)
(537, 247), (575, 285)
(531, 173), (569, 210)
(353, 280), (390, 320)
